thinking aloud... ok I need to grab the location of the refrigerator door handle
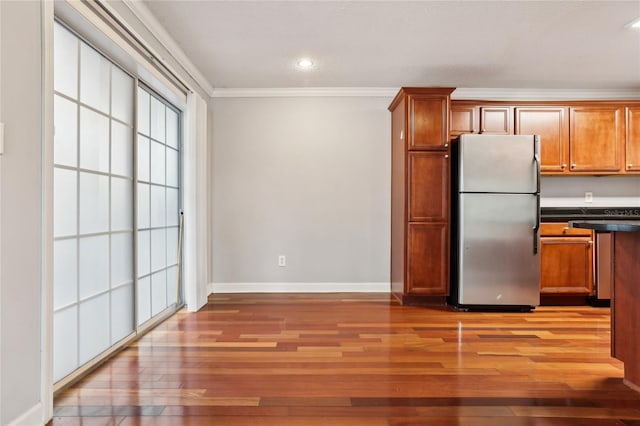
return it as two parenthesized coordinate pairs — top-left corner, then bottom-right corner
(533, 193), (540, 254)
(533, 135), (541, 254)
(534, 135), (541, 194)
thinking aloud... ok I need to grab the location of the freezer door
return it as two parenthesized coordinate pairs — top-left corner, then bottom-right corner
(458, 193), (540, 306)
(459, 134), (538, 194)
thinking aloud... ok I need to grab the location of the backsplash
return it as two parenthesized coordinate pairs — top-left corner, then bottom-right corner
(541, 176), (640, 207)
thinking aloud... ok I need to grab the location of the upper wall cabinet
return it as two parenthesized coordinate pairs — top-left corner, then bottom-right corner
(480, 106), (513, 134)
(569, 106), (623, 173)
(626, 106), (640, 172)
(515, 107), (569, 173)
(450, 105), (512, 137)
(450, 104), (477, 137)
(451, 100), (640, 176)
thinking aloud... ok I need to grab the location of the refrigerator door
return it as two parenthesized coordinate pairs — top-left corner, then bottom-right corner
(459, 134), (538, 194)
(458, 193), (540, 306)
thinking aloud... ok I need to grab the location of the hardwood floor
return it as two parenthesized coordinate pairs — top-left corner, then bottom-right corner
(51, 293), (640, 425)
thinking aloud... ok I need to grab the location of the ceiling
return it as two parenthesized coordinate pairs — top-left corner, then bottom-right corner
(141, 1), (640, 91)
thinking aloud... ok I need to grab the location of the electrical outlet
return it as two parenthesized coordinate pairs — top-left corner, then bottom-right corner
(585, 192), (593, 203)
(278, 255), (286, 267)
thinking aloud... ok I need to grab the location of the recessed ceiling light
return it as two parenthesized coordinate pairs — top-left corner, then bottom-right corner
(625, 17), (640, 29)
(296, 58), (315, 70)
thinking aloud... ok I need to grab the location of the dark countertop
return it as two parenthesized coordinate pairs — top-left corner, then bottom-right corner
(542, 207), (640, 222)
(570, 220), (640, 232)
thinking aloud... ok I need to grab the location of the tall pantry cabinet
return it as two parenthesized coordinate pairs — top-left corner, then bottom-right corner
(389, 88), (454, 305)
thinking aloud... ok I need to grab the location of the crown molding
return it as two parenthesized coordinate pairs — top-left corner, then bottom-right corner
(452, 88), (640, 100)
(211, 86), (640, 100)
(211, 87), (399, 98)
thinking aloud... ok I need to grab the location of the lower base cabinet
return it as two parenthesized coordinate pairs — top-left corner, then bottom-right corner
(406, 223), (449, 295)
(540, 223), (593, 295)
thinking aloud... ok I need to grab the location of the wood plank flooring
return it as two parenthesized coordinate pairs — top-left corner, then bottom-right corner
(50, 293), (640, 425)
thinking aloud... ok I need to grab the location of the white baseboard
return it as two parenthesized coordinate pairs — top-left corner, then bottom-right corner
(208, 282), (390, 294)
(8, 401), (43, 426)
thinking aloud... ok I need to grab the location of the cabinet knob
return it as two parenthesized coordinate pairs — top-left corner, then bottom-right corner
(571, 163), (576, 169)
(563, 227), (569, 233)
(444, 143), (449, 148)
(628, 163), (633, 168)
(561, 163), (567, 169)
(444, 154), (449, 159)
(589, 240), (594, 245)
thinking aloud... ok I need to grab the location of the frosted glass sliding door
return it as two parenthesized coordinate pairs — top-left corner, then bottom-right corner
(137, 87), (181, 326)
(53, 22), (183, 385)
(53, 22), (135, 382)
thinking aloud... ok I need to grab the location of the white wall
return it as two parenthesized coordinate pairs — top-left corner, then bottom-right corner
(211, 96), (392, 292)
(0, 1), (44, 424)
(541, 175), (640, 207)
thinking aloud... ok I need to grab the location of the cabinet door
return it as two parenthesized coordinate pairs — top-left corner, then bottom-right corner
(450, 105), (478, 138)
(408, 152), (449, 222)
(540, 236), (593, 294)
(570, 107), (623, 172)
(626, 106), (640, 172)
(480, 107), (512, 134)
(515, 107), (569, 173)
(408, 95), (449, 150)
(407, 223), (449, 295)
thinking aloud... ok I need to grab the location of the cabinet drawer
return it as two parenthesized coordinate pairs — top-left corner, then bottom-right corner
(540, 222), (593, 237)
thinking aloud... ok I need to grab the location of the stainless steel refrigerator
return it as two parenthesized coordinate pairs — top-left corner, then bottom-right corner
(450, 134), (540, 311)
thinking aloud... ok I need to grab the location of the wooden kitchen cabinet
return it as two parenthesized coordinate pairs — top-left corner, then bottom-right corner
(389, 87), (454, 304)
(480, 106), (512, 134)
(451, 102), (569, 173)
(515, 107), (569, 173)
(450, 100), (640, 176)
(450, 104), (477, 138)
(408, 152), (450, 222)
(407, 223), (449, 295)
(569, 106), (624, 173)
(449, 104), (514, 137)
(626, 106), (640, 172)
(408, 93), (451, 150)
(540, 223), (593, 296)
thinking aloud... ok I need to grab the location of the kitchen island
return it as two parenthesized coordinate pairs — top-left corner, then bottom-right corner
(570, 220), (640, 392)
